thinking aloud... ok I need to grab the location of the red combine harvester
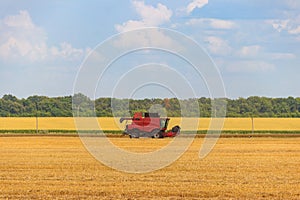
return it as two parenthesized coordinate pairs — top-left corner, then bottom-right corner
(120, 112), (180, 138)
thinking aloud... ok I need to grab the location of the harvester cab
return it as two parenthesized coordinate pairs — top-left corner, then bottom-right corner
(120, 112), (180, 138)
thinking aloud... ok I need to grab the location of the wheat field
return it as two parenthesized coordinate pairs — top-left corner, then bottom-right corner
(0, 136), (299, 199)
(1, 117), (300, 131)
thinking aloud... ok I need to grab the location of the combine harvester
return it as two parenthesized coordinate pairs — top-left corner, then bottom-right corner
(120, 112), (180, 138)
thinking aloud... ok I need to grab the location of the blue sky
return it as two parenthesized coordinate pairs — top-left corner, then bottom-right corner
(0, 0), (299, 99)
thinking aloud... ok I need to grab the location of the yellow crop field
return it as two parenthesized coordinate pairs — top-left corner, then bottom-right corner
(0, 136), (299, 199)
(1, 117), (300, 131)
(0, 117), (120, 130)
(169, 118), (300, 131)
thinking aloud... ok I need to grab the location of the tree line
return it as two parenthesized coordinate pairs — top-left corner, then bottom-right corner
(0, 94), (300, 117)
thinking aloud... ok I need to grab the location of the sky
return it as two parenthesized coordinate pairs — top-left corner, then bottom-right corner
(0, 0), (299, 99)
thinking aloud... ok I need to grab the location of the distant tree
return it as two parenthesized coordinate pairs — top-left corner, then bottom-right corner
(0, 94), (300, 117)
(163, 98), (170, 109)
(2, 94), (18, 102)
(72, 93), (94, 117)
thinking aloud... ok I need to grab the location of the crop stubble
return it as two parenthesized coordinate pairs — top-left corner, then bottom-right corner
(0, 136), (299, 199)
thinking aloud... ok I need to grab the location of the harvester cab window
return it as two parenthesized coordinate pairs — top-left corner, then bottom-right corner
(160, 119), (166, 128)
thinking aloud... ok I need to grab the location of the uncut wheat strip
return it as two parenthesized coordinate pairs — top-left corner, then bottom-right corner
(1, 117), (300, 131)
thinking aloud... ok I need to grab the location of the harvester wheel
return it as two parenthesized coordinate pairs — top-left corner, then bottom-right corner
(152, 129), (162, 138)
(172, 125), (180, 133)
(130, 129), (140, 138)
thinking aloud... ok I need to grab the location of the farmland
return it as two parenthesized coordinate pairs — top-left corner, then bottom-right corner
(1, 117), (300, 131)
(1, 117), (300, 198)
(0, 136), (299, 199)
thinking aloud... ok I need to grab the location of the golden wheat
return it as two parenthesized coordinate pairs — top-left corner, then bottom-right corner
(1, 117), (300, 130)
(0, 136), (299, 199)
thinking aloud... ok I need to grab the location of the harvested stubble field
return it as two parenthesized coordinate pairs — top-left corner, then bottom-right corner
(0, 136), (300, 199)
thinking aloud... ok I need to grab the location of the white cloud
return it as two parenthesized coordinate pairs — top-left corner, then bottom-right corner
(236, 45), (295, 60)
(133, 1), (172, 26)
(50, 42), (85, 61)
(0, 36), (48, 62)
(186, 0), (208, 14)
(115, 1), (172, 32)
(113, 1), (182, 52)
(186, 18), (235, 29)
(267, 15), (300, 35)
(269, 52), (296, 59)
(3, 10), (35, 29)
(0, 10), (88, 63)
(209, 19), (235, 29)
(115, 20), (145, 33)
(268, 19), (289, 32)
(226, 61), (275, 72)
(284, 0), (300, 9)
(288, 26), (300, 34)
(204, 36), (232, 56)
(0, 10), (47, 62)
(112, 28), (184, 52)
(238, 45), (261, 57)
